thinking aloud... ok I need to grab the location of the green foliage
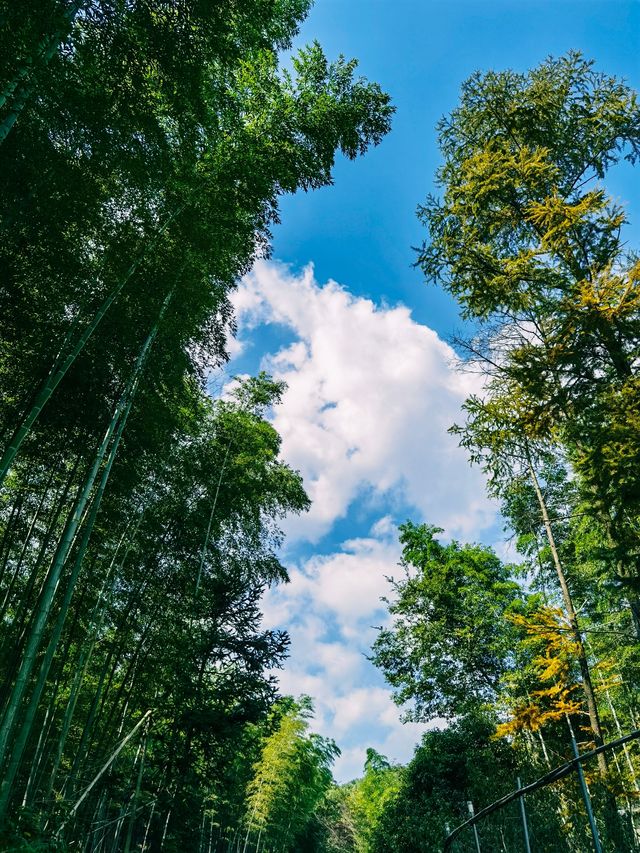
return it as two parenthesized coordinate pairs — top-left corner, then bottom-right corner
(0, 808), (67, 852)
(370, 714), (519, 853)
(371, 523), (522, 720)
(378, 51), (640, 851)
(346, 750), (402, 853)
(0, 374), (310, 847)
(309, 784), (360, 853)
(421, 51), (640, 612)
(418, 51), (640, 318)
(0, 1), (392, 846)
(244, 697), (340, 852)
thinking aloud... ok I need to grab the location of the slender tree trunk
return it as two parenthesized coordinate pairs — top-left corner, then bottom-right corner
(603, 680), (640, 791)
(20, 687), (55, 808)
(45, 519), (138, 800)
(96, 618), (154, 748)
(0, 462), (59, 618)
(61, 580), (156, 801)
(0, 451), (103, 758)
(0, 0), (85, 142)
(0, 455), (79, 719)
(141, 797), (157, 853)
(195, 444), (231, 599)
(0, 384), (138, 813)
(0, 490), (24, 584)
(160, 807), (172, 851)
(536, 728), (551, 768)
(3, 457), (80, 636)
(58, 648), (113, 805)
(0, 499), (25, 607)
(208, 815), (215, 853)
(123, 717), (149, 853)
(198, 807), (207, 853)
(56, 709), (152, 837)
(0, 404), (130, 787)
(527, 458), (608, 776)
(0, 214), (184, 487)
(111, 810), (126, 853)
(0, 287), (172, 801)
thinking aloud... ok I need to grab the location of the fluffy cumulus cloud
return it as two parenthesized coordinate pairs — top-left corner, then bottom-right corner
(229, 260), (496, 781)
(233, 260), (494, 543)
(261, 523), (438, 782)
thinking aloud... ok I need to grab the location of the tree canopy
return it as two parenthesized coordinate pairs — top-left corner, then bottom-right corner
(371, 522), (521, 720)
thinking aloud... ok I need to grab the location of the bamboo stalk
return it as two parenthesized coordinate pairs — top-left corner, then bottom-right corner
(56, 709), (153, 837)
(0, 0), (86, 142)
(527, 456), (608, 777)
(0, 211), (185, 487)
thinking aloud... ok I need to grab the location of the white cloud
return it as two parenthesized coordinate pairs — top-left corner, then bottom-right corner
(261, 521), (431, 782)
(233, 260), (495, 543)
(232, 260), (498, 782)
(262, 530), (399, 639)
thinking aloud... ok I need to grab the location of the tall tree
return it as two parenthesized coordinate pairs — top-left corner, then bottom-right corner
(0, 374), (311, 847)
(244, 697), (340, 853)
(371, 522), (521, 721)
(417, 51), (640, 608)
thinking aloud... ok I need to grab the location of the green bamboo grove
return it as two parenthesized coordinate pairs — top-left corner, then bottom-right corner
(3, 3), (640, 852)
(0, 0), (392, 848)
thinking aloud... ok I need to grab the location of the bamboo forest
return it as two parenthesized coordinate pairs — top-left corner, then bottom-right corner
(1, 1), (640, 851)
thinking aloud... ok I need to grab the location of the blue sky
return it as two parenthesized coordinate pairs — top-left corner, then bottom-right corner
(223, 0), (640, 781)
(274, 0), (640, 332)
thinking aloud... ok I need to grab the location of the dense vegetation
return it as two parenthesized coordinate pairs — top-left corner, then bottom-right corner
(0, 0), (392, 848)
(2, 3), (640, 851)
(366, 53), (640, 853)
